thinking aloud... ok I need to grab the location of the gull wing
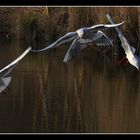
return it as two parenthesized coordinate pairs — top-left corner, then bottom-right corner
(78, 38), (93, 44)
(106, 14), (135, 56)
(0, 64), (17, 78)
(94, 30), (113, 46)
(131, 46), (136, 54)
(94, 36), (113, 46)
(63, 37), (86, 63)
(0, 47), (31, 75)
(87, 21), (125, 31)
(31, 32), (78, 52)
(119, 35), (134, 56)
(0, 77), (11, 93)
(78, 32), (113, 47)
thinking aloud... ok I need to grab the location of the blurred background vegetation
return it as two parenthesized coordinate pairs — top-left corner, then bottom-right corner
(0, 7), (139, 51)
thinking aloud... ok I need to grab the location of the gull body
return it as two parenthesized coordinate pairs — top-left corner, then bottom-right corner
(0, 47), (31, 93)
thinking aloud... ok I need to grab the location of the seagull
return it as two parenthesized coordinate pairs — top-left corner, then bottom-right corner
(106, 14), (140, 70)
(31, 22), (124, 62)
(31, 22), (124, 53)
(0, 47), (31, 93)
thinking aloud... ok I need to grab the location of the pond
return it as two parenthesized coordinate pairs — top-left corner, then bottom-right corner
(0, 39), (140, 133)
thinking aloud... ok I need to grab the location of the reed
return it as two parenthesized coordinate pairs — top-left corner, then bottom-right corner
(0, 7), (139, 54)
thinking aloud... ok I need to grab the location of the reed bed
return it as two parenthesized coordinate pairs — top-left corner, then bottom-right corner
(0, 7), (139, 53)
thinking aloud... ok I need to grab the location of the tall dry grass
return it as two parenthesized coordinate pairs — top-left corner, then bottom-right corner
(0, 7), (139, 53)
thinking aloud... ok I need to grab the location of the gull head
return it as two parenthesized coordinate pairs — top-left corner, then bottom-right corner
(76, 28), (85, 38)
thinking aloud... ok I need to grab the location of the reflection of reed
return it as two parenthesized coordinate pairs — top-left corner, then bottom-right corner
(32, 67), (49, 132)
(40, 75), (48, 131)
(73, 78), (83, 132)
(2, 39), (140, 133)
(63, 94), (69, 131)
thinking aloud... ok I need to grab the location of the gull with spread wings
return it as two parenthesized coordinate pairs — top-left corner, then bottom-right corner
(31, 22), (125, 63)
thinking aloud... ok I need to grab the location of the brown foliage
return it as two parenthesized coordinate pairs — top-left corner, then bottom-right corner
(0, 7), (139, 51)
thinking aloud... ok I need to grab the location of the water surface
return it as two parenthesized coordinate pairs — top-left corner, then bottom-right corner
(0, 40), (140, 133)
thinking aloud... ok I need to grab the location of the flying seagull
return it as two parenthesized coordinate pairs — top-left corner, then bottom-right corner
(31, 22), (124, 62)
(0, 47), (31, 93)
(106, 14), (140, 70)
(31, 22), (124, 53)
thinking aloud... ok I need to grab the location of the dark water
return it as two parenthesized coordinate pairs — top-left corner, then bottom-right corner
(0, 40), (140, 133)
